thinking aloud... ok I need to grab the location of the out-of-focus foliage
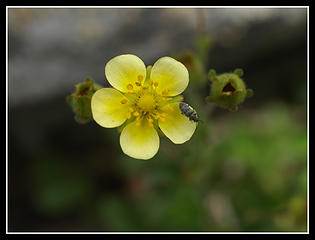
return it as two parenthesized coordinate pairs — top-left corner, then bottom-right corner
(28, 101), (306, 231)
(109, 102), (306, 231)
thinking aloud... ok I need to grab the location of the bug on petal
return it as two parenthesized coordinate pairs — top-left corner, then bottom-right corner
(179, 102), (199, 122)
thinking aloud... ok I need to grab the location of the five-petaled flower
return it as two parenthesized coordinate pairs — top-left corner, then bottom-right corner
(91, 54), (197, 160)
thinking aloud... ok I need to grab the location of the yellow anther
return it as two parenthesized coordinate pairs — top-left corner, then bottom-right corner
(148, 118), (153, 123)
(126, 112), (132, 119)
(148, 123), (154, 128)
(127, 84), (133, 90)
(133, 111), (140, 117)
(154, 114), (160, 120)
(162, 89), (169, 95)
(161, 112), (168, 117)
(136, 121), (141, 127)
(154, 82), (159, 87)
(168, 107), (174, 112)
(160, 117), (166, 123)
(138, 75), (143, 82)
(142, 86), (149, 90)
(129, 107), (134, 112)
(135, 82), (141, 87)
(148, 79), (153, 86)
(120, 99), (127, 104)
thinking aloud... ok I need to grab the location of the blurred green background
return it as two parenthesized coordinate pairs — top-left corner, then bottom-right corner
(8, 8), (307, 231)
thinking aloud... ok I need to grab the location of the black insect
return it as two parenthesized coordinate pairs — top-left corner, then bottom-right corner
(179, 102), (199, 122)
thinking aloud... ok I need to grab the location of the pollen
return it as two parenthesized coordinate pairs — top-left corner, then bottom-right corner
(138, 75), (143, 82)
(161, 112), (168, 117)
(168, 107), (174, 112)
(162, 88), (170, 95)
(160, 117), (166, 123)
(133, 111), (140, 117)
(127, 84), (133, 90)
(120, 99), (127, 104)
(126, 112), (132, 119)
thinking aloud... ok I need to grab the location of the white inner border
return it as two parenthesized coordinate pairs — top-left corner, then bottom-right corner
(6, 5), (309, 234)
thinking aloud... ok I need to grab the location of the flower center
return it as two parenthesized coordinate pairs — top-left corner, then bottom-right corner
(137, 94), (156, 112)
(121, 77), (183, 128)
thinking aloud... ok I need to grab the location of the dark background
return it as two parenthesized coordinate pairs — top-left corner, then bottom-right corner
(8, 8), (307, 231)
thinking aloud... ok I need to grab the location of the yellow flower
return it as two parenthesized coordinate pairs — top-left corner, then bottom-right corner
(91, 54), (197, 160)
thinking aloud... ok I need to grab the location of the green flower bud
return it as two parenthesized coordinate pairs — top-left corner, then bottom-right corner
(66, 77), (102, 124)
(206, 69), (253, 111)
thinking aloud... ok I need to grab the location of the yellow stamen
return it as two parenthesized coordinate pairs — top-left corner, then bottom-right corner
(126, 112), (131, 119)
(129, 107), (134, 112)
(142, 86), (149, 90)
(148, 123), (154, 128)
(133, 111), (140, 117)
(120, 99), (127, 104)
(161, 112), (168, 117)
(148, 118), (153, 123)
(154, 114), (160, 120)
(138, 75), (143, 82)
(154, 82), (158, 87)
(136, 121), (141, 127)
(160, 117), (166, 123)
(127, 84), (133, 90)
(168, 107), (174, 112)
(148, 79), (153, 86)
(162, 88), (169, 95)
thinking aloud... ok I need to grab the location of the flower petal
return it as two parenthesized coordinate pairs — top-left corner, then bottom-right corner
(105, 54), (147, 92)
(120, 121), (160, 160)
(158, 103), (197, 144)
(91, 88), (130, 128)
(150, 57), (189, 96)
